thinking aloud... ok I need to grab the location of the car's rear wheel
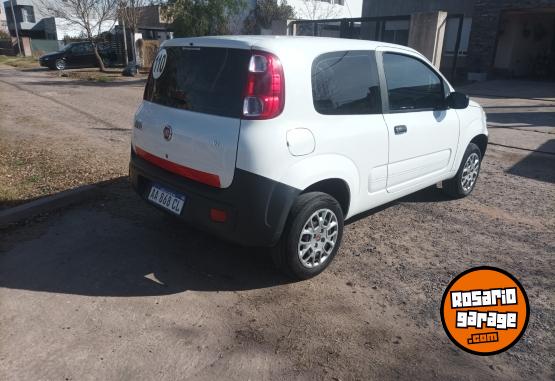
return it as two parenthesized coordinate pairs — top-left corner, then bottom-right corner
(55, 59), (66, 70)
(274, 192), (344, 280)
(443, 143), (482, 198)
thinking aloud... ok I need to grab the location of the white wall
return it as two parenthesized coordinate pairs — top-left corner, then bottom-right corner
(0, 3), (8, 33)
(54, 17), (116, 39)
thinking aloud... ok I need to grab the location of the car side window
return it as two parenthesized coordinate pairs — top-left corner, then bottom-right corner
(72, 44), (85, 54)
(312, 51), (381, 115)
(382, 53), (445, 111)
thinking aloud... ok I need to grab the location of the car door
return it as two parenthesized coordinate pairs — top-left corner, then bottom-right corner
(66, 44), (87, 67)
(310, 50), (389, 214)
(63, 44), (79, 67)
(82, 43), (97, 67)
(377, 49), (460, 193)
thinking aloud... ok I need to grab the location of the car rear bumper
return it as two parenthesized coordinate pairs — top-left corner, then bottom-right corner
(129, 149), (300, 247)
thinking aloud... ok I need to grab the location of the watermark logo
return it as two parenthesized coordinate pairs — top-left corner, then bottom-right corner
(441, 266), (529, 355)
(152, 49), (167, 80)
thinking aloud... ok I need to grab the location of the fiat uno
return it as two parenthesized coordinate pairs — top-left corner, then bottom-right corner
(129, 36), (488, 279)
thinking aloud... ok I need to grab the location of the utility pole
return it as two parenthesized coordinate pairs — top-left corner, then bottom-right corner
(122, 17), (129, 66)
(119, 1), (129, 66)
(9, 0), (22, 56)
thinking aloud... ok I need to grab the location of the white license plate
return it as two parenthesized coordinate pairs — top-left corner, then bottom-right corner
(147, 184), (185, 215)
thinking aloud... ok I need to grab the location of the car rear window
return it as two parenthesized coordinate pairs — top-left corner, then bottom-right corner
(312, 50), (381, 115)
(144, 46), (250, 118)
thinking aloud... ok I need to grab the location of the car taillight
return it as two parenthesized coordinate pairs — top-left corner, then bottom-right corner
(242, 51), (284, 120)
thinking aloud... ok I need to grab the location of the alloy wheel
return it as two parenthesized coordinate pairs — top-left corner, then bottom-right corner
(55, 59), (65, 70)
(461, 152), (480, 192)
(297, 208), (339, 269)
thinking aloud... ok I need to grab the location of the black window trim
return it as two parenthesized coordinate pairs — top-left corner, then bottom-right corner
(143, 46), (251, 118)
(311, 49), (383, 116)
(376, 50), (451, 114)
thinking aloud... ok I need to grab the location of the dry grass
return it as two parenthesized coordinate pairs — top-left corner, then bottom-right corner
(0, 139), (125, 210)
(0, 55), (39, 68)
(54, 68), (147, 82)
(60, 68), (120, 82)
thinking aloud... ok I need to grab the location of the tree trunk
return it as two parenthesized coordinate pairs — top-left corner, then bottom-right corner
(86, 28), (106, 72)
(131, 27), (137, 66)
(93, 43), (107, 72)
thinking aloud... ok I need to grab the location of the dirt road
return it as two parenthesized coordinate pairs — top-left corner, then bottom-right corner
(0, 67), (554, 380)
(0, 65), (141, 207)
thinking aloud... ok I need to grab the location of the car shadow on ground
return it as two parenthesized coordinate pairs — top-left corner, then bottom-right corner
(345, 185), (450, 226)
(20, 78), (147, 88)
(507, 140), (555, 183)
(0, 179), (293, 297)
(19, 67), (50, 72)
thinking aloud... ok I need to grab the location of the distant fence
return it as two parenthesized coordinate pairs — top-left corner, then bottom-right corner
(0, 38), (16, 56)
(30, 39), (64, 56)
(138, 39), (160, 68)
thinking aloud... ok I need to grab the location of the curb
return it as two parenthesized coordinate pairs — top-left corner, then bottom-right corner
(0, 184), (100, 227)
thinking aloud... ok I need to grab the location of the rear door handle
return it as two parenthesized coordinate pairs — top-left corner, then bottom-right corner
(394, 125), (407, 135)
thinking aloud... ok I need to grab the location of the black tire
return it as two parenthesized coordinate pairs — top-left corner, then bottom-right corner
(55, 58), (66, 71)
(443, 143), (482, 198)
(273, 192), (344, 280)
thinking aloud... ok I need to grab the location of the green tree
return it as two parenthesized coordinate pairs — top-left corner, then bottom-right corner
(166, 0), (246, 37)
(243, 0), (295, 34)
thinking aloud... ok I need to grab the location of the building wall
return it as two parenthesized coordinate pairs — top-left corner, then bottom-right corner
(492, 11), (554, 76)
(0, 1), (8, 34)
(3, 0), (52, 38)
(362, 0), (474, 18)
(466, 0), (555, 73)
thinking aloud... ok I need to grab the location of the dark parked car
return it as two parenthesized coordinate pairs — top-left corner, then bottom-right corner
(39, 42), (116, 70)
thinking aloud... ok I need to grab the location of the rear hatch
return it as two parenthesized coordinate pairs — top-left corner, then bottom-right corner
(133, 45), (251, 188)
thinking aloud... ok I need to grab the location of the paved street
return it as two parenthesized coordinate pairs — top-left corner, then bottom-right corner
(1, 66), (554, 380)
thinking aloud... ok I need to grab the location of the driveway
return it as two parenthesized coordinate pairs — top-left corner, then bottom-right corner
(1, 68), (554, 380)
(460, 79), (555, 154)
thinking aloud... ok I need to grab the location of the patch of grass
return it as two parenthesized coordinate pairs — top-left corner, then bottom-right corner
(62, 69), (120, 82)
(91, 75), (114, 82)
(26, 174), (40, 183)
(0, 139), (126, 210)
(0, 55), (39, 68)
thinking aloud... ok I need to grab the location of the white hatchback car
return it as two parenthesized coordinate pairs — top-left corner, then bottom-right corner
(130, 36), (488, 279)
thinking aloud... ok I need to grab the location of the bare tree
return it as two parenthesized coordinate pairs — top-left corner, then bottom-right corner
(40, 0), (118, 71)
(118, 0), (149, 65)
(297, 0), (341, 20)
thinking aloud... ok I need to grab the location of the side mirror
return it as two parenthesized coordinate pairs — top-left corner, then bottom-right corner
(446, 92), (469, 109)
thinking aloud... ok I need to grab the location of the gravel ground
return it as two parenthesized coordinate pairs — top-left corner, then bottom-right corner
(0, 66), (554, 380)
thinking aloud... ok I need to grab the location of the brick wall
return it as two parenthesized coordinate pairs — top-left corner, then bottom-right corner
(467, 0), (555, 73)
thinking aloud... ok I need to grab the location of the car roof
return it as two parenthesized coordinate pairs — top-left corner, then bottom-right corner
(162, 35), (418, 56)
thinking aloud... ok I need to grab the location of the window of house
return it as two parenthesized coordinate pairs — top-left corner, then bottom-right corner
(21, 6), (35, 23)
(382, 20), (410, 46)
(443, 18), (472, 56)
(312, 51), (381, 115)
(382, 53), (445, 111)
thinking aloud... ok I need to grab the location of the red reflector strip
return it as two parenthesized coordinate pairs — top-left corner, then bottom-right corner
(135, 146), (221, 188)
(210, 208), (227, 223)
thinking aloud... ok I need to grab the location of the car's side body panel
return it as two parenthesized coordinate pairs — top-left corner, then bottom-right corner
(129, 36), (488, 245)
